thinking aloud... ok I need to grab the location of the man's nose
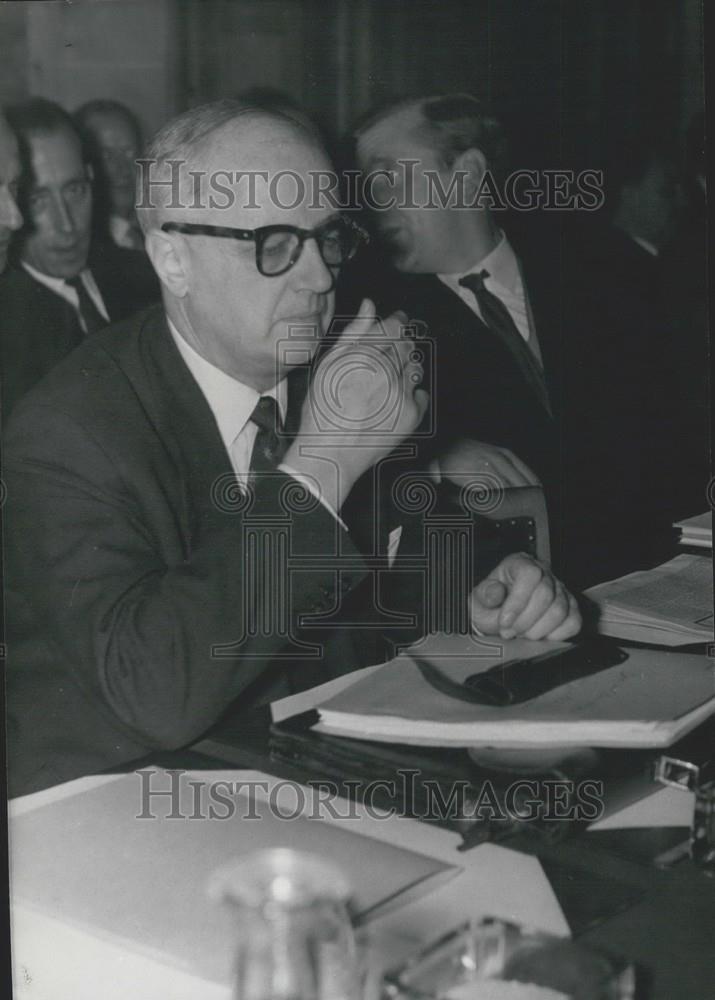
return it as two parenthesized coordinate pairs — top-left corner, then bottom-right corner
(293, 236), (334, 293)
(50, 193), (77, 235)
(0, 190), (22, 231)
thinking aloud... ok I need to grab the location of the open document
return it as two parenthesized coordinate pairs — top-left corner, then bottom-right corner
(314, 637), (715, 749)
(585, 553), (714, 646)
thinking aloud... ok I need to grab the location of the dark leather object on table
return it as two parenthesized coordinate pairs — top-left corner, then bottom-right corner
(435, 477), (541, 578)
(268, 711), (636, 854)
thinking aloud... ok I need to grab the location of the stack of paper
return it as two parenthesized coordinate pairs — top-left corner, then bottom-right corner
(674, 512), (712, 549)
(315, 637), (715, 748)
(585, 553), (714, 646)
(9, 770), (453, 992)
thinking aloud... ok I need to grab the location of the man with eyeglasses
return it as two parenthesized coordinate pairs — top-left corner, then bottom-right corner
(3, 100), (580, 795)
(0, 98), (158, 418)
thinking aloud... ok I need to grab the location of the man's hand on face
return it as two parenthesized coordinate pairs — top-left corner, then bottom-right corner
(283, 297), (429, 511)
(429, 439), (541, 490)
(470, 553), (581, 641)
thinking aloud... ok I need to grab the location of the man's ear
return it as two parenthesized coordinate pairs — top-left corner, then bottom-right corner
(145, 229), (189, 297)
(454, 147), (488, 199)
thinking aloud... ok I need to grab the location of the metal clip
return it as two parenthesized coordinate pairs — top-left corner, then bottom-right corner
(653, 755), (700, 792)
(654, 755), (715, 876)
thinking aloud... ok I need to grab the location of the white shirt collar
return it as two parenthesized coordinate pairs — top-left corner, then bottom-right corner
(109, 214), (142, 250)
(439, 230), (521, 294)
(630, 235), (659, 257)
(22, 260), (81, 298)
(109, 215), (132, 246)
(20, 261), (109, 324)
(167, 317), (287, 454)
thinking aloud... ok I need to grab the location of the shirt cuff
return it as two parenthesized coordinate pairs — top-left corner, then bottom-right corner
(278, 464), (348, 531)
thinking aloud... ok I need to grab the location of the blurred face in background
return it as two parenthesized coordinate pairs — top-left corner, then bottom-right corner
(85, 110), (140, 219)
(20, 126), (93, 279)
(0, 115), (23, 272)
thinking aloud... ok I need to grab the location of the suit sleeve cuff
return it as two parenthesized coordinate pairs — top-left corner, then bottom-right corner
(278, 463), (348, 531)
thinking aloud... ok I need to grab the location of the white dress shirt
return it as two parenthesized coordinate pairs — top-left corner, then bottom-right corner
(438, 231), (544, 366)
(21, 261), (110, 334)
(167, 319), (346, 527)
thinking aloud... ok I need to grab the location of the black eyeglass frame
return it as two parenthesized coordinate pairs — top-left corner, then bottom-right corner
(160, 215), (369, 277)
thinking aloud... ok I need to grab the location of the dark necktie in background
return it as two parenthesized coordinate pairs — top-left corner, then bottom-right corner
(459, 269), (552, 416)
(64, 274), (108, 335)
(248, 395), (287, 483)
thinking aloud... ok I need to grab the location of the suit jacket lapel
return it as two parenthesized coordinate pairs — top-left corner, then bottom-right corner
(133, 308), (235, 537)
(509, 238), (562, 408)
(416, 273), (489, 339)
(26, 270), (85, 350)
(284, 363), (309, 438)
(414, 274), (553, 416)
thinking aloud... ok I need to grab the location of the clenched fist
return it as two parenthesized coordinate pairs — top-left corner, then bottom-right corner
(470, 553), (581, 640)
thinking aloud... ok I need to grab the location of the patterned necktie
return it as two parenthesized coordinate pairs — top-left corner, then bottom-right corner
(64, 274), (108, 335)
(459, 269), (551, 415)
(248, 395), (287, 482)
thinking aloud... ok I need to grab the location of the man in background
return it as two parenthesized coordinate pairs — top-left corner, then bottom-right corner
(560, 137), (685, 585)
(75, 98), (145, 251)
(354, 94), (558, 495)
(0, 108), (23, 272)
(0, 98), (158, 418)
(660, 113), (710, 524)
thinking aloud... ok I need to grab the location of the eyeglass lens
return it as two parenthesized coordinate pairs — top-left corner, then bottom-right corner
(259, 220), (358, 275)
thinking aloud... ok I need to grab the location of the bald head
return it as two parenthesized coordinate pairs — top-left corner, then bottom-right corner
(0, 110), (23, 272)
(137, 99), (324, 234)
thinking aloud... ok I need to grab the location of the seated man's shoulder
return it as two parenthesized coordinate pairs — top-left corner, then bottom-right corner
(0, 265), (48, 313)
(3, 303), (164, 442)
(90, 242), (160, 302)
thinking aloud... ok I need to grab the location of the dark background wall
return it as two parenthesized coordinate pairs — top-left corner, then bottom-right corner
(0, 0), (705, 163)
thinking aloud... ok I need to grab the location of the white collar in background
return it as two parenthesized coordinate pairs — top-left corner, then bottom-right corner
(22, 260), (74, 298)
(21, 261), (109, 322)
(631, 235), (659, 258)
(167, 317), (287, 454)
(110, 214), (142, 250)
(439, 230), (521, 295)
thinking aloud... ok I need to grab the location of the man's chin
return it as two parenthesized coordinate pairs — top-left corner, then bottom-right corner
(273, 323), (322, 376)
(22, 242), (89, 279)
(393, 255), (432, 275)
(387, 245), (422, 274)
(42, 255), (89, 280)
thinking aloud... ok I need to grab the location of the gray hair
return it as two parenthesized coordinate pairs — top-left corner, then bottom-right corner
(136, 98), (316, 233)
(357, 93), (509, 177)
(75, 98), (143, 146)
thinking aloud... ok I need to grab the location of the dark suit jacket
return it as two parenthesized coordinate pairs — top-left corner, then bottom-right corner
(0, 246), (159, 420)
(4, 306), (391, 795)
(555, 223), (680, 586)
(385, 271), (559, 483)
(342, 230), (563, 475)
